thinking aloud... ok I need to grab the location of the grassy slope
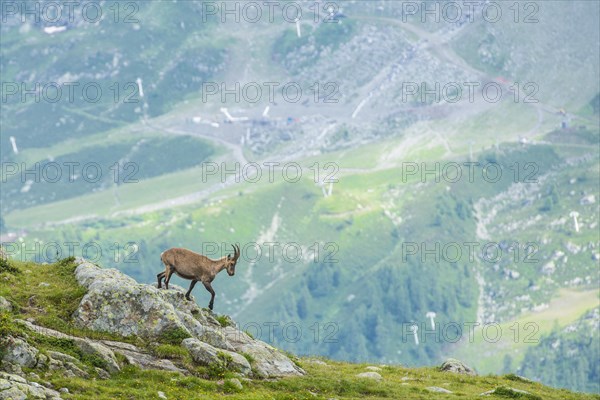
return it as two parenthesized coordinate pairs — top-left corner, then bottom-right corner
(1, 257), (598, 400)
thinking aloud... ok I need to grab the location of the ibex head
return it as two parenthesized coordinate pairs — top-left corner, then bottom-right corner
(225, 244), (240, 276)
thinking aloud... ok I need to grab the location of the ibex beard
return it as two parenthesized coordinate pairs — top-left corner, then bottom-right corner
(157, 244), (240, 310)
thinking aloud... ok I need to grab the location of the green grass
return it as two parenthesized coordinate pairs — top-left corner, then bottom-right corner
(215, 314), (235, 328)
(34, 359), (599, 400)
(241, 352), (256, 365)
(150, 344), (190, 360)
(0, 311), (20, 338)
(160, 327), (192, 345)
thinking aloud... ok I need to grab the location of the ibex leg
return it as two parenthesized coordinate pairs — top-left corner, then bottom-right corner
(185, 280), (198, 301)
(202, 281), (216, 310)
(164, 268), (174, 290)
(157, 271), (166, 288)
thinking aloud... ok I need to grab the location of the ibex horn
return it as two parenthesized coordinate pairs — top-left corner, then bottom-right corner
(232, 244), (240, 261)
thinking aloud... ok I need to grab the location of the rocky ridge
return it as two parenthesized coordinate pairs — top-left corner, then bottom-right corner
(0, 258), (303, 399)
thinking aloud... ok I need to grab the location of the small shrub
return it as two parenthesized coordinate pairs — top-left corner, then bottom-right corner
(161, 327), (191, 345)
(80, 352), (109, 370)
(51, 257), (77, 277)
(207, 363), (228, 380)
(207, 351), (237, 379)
(0, 312), (16, 334)
(114, 352), (129, 365)
(215, 315), (234, 328)
(0, 258), (20, 274)
(223, 379), (243, 393)
(283, 350), (302, 368)
(241, 352), (255, 365)
(504, 374), (532, 383)
(30, 334), (76, 354)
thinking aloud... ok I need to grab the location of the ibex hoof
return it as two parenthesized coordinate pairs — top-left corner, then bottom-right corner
(208, 304), (214, 311)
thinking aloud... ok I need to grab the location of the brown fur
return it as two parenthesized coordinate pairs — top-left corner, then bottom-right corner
(157, 244), (240, 310)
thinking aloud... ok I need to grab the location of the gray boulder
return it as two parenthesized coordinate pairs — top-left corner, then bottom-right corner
(182, 338), (251, 375)
(440, 358), (477, 376)
(356, 372), (382, 380)
(63, 362), (89, 379)
(35, 354), (48, 370)
(94, 367), (110, 380)
(100, 340), (184, 373)
(46, 351), (78, 364)
(74, 339), (120, 374)
(222, 326), (304, 377)
(0, 372), (61, 400)
(0, 386), (27, 400)
(74, 262), (221, 343)
(1, 337), (38, 368)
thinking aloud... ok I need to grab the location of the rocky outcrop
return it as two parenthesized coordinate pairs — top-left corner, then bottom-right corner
(220, 326), (304, 377)
(1, 337), (38, 369)
(12, 320), (121, 376)
(0, 372), (62, 400)
(13, 319), (183, 375)
(73, 261), (233, 350)
(182, 338), (251, 375)
(99, 340), (184, 373)
(440, 358), (477, 376)
(76, 340), (120, 374)
(1, 258), (303, 388)
(72, 259), (304, 377)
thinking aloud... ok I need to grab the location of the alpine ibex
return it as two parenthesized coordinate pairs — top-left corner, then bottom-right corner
(157, 244), (240, 310)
